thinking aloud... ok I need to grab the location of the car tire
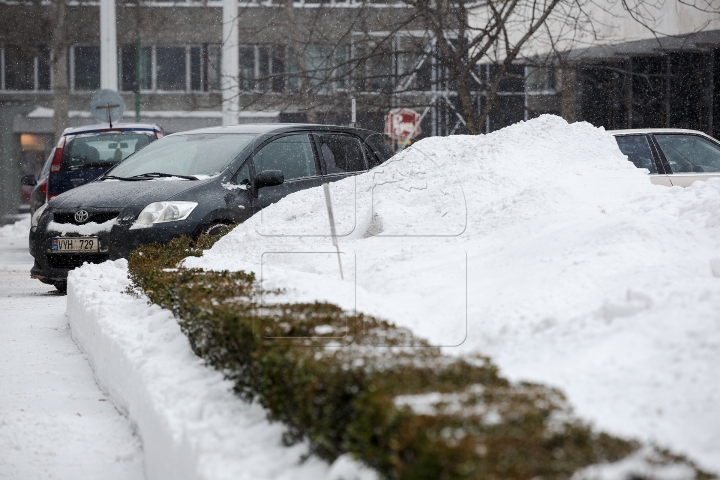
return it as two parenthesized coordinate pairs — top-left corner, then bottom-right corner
(53, 281), (67, 294)
(201, 223), (227, 236)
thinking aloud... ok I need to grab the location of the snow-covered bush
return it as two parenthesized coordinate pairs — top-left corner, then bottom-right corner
(125, 234), (711, 480)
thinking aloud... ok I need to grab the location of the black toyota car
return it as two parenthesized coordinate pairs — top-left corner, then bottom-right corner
(29, 124), (394, 291)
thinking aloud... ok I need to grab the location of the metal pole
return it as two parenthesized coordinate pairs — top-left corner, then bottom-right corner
(322, 183), (343, 280)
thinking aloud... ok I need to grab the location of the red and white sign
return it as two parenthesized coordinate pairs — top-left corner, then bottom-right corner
(384, 108), (421, 140)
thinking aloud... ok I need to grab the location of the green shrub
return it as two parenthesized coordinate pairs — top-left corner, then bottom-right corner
(127, 234), (713, 480)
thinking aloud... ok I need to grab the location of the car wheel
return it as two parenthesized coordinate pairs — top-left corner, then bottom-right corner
(53, 281), (67, 294)
(201, 223), (227, 236)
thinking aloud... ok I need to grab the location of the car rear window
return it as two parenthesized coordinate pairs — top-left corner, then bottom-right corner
(61, 132), (155, 171)
(364, 134), (395, 167)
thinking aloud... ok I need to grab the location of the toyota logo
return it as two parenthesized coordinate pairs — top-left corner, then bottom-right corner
(74, 210), (90, 223)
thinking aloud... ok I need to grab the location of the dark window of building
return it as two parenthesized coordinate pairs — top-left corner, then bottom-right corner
(5, 46), (35, 90)
(205, 45), (222, 91)
(239, 46), (255, 90)
(489, 94), (525, 132)
(190, 46), (202, 91)
(120, 45), (152, 91)
(74, 46), (100, 91)
(491, 64), (525, 93)
(121, 45), (134, 91)
(577, 61), (629, 130)
(258, 46), (269, 91)
(631, 57), (665, 129)
(37, 47), (51, 90)
(668, 52), (708, 132)
(271, 46), (285, 92)
(156, 47), (186, 90)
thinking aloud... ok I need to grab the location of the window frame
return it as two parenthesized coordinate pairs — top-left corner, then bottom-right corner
(1, 45), (52, 92)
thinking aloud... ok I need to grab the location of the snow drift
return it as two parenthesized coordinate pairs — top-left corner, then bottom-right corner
(183, 115), (720, 473)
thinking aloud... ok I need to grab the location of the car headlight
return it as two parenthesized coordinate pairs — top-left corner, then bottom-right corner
(31, 203), (48, 227)
(132, 201), (198, 227)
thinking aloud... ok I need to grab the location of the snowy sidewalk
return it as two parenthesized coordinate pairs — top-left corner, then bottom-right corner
(0, 219), (143, 480)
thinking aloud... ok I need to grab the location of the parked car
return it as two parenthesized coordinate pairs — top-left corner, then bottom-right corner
(29, 123), (394, 292)
(611, 129), (720, 186)
(22, 123), (165, 215)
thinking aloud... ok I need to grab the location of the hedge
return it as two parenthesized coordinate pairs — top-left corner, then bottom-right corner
(126, 232), (712, 480)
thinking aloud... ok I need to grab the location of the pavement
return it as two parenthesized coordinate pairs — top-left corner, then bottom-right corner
(0, 219), (144, 480)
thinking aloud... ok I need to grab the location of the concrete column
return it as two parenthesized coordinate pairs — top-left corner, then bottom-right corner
(222, 0), (240, 126)
(100, 0), (118, 91)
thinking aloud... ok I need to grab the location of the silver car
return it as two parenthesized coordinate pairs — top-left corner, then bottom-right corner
(611, 129), (720, 187)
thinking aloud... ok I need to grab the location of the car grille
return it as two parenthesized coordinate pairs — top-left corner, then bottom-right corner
(53, 212), (119, 225)
(47, 253), (109, 269)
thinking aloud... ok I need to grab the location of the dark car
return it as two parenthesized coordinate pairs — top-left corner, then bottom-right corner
(22, 123), (164, 215)
(29, 123), (394, 291)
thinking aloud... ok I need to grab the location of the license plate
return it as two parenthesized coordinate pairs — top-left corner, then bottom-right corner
(52, 237), (99, 253)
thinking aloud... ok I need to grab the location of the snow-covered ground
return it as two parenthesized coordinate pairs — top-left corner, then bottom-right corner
(0, 216), (144, 480)
(181, 116), (720, 473)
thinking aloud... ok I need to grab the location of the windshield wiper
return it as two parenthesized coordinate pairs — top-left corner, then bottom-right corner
(130, 172), (199, 181)
(101, 175), (141, 181)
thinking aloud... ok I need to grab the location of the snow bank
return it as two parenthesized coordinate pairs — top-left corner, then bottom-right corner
(184, 115), (720, 473)
(66, 260), (376, 480)
(0, 214), (30, 237)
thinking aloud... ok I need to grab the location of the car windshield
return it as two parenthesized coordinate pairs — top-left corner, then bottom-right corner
(61, 132), (155, 171)
(108, 133), (255, 179)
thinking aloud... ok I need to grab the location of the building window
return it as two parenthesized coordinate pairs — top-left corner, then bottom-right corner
(190, 46), (202, 91)
(120, 45), (152, 91)
(206, 44), (222, 91)
(526, 66), (555, 93)
(156, 46), (186, 90)
(239, 46), (256, 91)
(1, 46), (51, 91)
(73, 46), (101, 91)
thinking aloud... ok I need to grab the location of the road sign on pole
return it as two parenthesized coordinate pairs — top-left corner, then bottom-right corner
(384, 108), (422, 141)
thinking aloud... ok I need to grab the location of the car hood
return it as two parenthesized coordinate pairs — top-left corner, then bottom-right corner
(50, 178), (209, 210)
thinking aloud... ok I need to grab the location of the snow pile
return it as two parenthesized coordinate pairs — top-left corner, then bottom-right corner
(0, 215), (30, 237)
(183, 115), (720, 473)
(66, 260), (377, 480)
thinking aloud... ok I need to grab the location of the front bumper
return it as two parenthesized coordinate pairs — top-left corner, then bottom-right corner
(30, 211), (201, 282)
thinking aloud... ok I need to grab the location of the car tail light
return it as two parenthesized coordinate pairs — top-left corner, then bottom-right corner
(155, 131), (164, 139)
(50, 137), (66, 173)
(40, 181), (47, 197)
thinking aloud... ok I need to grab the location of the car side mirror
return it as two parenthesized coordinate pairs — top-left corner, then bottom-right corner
(254, 170), (284, 189)
(21, 175), (37, 186)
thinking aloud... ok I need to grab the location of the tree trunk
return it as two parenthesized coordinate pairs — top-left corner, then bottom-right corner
(51, 0), (69, 142)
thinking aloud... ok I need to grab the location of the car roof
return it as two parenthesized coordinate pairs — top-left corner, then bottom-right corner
(608, 128), (714, 137)
(62, 123), (163, 136)
(169, 123), (379, 138)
